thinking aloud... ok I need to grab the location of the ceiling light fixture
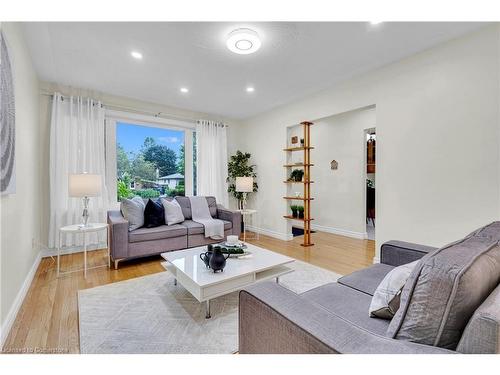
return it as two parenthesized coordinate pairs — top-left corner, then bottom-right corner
(370, 21), (383, 25)
(180, 87), (189, 93)
(227, 28), (261, 55)
(246, 87), (255, 93)
(131, 51), (143, 59)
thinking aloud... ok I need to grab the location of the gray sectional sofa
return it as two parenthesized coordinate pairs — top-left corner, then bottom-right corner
(107, 196), (241, 269)
(239, 223), (500, 354)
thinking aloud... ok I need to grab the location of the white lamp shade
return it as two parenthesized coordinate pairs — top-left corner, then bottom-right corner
(236, 177), (253, 192)
(68, 174), (102, 197)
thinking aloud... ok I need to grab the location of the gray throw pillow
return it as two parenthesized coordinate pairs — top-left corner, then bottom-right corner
(162, 198), (185, 226)
(121, 196), (145, 231)
(387, 232), (500, 350)
(369, 260), (419, 319)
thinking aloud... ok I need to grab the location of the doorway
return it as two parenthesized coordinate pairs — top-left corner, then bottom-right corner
(365, 128), (376, 240)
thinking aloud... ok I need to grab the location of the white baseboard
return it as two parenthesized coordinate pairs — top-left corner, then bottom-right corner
(245, 225), (293, 241)
(311, 223), (368, 240)
(0, 251), (42, 350)
(41, 242), (107, 258)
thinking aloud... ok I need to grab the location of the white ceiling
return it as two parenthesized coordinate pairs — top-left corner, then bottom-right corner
(23, 22), (486, 119)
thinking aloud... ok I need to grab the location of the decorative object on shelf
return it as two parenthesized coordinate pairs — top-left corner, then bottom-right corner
(68, 173), (102, 227)
(295, 192), (301, 197)
(200, 244), (213, 268)
(297, 206), (305, 219)
(209, 246), (230, 273)
(1, 31), (16, 195)
(227, 151), (258, 209)
(330, 160), (338, 170)
(290, 169), (304, 182)
(236, 176), (253, 210)
(291, 136), (298, 144)
(283, 121), (314, 247)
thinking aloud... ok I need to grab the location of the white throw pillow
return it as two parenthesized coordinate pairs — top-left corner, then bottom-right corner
(121, 196), (146, 231)
(369, 260), (419, 319)
(162, 198), (185, 226)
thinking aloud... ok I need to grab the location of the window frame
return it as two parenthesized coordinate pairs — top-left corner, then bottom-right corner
(105, 109), (195, 206)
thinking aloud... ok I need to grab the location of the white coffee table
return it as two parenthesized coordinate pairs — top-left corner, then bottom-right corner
(161, 243), (294, 318)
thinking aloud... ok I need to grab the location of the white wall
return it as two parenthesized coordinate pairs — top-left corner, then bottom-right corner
(311, 107), (375, 238)
(0, 23), (41, 343)
(238, 25), (500, 260)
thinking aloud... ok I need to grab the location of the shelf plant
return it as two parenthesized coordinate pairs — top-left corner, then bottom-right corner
(297, 205), (305, 219)
(290, 205), (298, 218)
(290, 169), (304, 182)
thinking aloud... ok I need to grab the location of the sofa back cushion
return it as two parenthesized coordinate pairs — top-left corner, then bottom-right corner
(387, 230), (500, 349)
(174, 196), (217, 219)
(456, 283), (500, 354)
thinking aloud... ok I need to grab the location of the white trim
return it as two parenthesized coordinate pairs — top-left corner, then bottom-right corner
(106, 109), (195, 130)
(245, 225), (293, 241)
(41, 242), (108, 258)
(311, 223), (368, 240)
(0, 251), (42, 350)
(373, 256), (381, 264)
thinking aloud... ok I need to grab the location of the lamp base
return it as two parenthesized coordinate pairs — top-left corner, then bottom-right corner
(81, 196), (90, 227)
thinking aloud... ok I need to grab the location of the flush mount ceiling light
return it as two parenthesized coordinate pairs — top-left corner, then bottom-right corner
(131, 51), (143, 59)
(226, 28), (261, 55)
(180, 87), (189, 93)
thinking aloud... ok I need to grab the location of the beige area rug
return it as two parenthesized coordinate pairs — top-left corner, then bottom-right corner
(78, 260), (341, 354)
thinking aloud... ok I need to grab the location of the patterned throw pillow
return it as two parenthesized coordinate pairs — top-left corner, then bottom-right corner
(369, 261), (419, 319)
(143, 198), (166, 228)
(120, 196), (145, 231)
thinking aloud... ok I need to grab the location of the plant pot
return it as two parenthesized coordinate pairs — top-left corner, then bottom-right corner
(291, 210), (298, 218)
(298, 212), (304, 219)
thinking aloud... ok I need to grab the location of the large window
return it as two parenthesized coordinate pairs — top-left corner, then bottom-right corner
(105, 112), (195, 202)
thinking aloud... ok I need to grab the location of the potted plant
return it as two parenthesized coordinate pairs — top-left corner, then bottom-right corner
(290, 169), (304, 182)
(227, 151), (258, 209)
(297, 205), (305, 219)
(290, 205), (298, 218)
(300, 138), (305, 147)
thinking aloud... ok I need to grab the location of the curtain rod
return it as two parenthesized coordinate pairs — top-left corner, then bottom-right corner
(39, 91), (227, 126)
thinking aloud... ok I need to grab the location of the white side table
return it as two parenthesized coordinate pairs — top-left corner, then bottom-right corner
(237, 209), (259, 241)
(57, 223), (110, 279)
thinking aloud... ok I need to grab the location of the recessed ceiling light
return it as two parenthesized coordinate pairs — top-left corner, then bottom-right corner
(227, 28), (261, 55)
(180, 87), (189, 93)
(246, 87), (255, 93)
(131, 51), (143, 59)
(370, 21), (383, 25)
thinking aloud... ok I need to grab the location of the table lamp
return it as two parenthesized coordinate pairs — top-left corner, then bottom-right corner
(69, 173), (102, 227)
(236, 176), (253, 211)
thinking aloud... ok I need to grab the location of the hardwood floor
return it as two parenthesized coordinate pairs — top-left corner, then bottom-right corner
(2, 231), (374, 354)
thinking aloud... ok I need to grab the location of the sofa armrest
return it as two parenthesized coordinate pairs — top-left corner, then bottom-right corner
(107, 210), (129, 260)
(380, 240), (437, 267)
(239, 282), (455, 354)
(217, 205), (242, 236)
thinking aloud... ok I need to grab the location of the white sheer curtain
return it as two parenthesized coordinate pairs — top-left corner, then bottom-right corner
(48, 93), (110, 248)
(196, 120), (229, 207)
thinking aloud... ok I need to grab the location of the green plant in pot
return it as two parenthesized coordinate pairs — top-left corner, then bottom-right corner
(290, 205), (298, 218)
(290, 169), (304, 182)
(297, 205), (305, 219)
(227, 150), (258, 209)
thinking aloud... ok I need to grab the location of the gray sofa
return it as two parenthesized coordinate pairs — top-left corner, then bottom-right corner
(107, 196), (241, 269)
(239, 223), (500, 354)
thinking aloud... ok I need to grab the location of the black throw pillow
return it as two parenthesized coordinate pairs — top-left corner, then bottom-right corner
(144, 199), (165, 228)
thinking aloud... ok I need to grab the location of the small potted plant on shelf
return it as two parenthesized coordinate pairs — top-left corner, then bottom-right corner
(300, 138), (305, 147)
(297, 205), (305, 219)
(290, 205), (298, 218)
(290, 169), (304, 182)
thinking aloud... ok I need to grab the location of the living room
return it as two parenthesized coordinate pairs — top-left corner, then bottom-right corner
(1, 1), (500, 373)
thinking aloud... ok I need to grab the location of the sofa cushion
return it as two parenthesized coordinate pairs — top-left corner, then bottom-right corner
(174, 196), (217, 220)
(180, 219), (232, 235)
(456, 283), (500, 354)
(128, 224), (187, 243)
(301, 282), (390, 335)
(338, 263), (394, 296)
(387, 233), (500, 349)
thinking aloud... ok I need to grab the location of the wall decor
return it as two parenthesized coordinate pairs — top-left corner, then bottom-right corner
(0, 31), (16, 194)
(330, 160), (338, 170)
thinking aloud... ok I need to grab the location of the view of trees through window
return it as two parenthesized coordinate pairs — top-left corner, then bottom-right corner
(116, 122), (186, 201)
